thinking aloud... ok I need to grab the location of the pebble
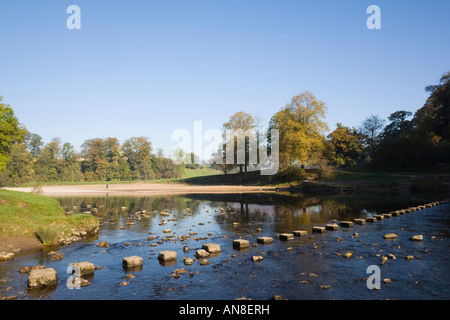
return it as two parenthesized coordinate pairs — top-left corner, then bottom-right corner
(410, 235), (423, 241)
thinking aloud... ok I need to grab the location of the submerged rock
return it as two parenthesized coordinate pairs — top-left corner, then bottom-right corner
(410, 235), (423, 241)
(384, 233), (398, 240)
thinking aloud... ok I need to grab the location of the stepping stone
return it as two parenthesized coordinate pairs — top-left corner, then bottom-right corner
(354, 219), (366, 225)
(312, 226), (326, 233)
(122, 256), (143, 268)
(383, 213), (392, 218)
(340, 221), (353, 228)
(374, 214), (384, 220)
(72, 262), (95, 275)
(233, 239), (250, 249)
(157, 250), (177, 262)
(325, 224), (339, 231)
(366, 217), (377, 223)
(257, 236), (274, 244)
(293, 230), (308, 236)
(279, 233), (294, 241)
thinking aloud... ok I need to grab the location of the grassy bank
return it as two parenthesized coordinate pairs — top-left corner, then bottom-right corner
(0, 189), (98, 246)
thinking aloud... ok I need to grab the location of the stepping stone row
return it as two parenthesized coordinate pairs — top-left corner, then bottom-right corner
(353, 200), (448, 225)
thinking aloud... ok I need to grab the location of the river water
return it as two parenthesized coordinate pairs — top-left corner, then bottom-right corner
(1, 193), (449, 300)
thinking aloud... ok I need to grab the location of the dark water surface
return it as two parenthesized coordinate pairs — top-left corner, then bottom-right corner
(1, 193), (449, 300)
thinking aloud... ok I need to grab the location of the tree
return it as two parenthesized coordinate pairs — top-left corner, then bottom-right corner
(222, 111), (257, 173)
(358, 115), (385, 157)
(25, 133), (44, 158)
(414, 70), (450, 141)
(327, 123), (364, 166)
(122, 137), (153, 180)
(0, 97), (27, 171)
(381, 111), (413, 140)
(3, 143), (35, 185)
(268, 91), (328, 167)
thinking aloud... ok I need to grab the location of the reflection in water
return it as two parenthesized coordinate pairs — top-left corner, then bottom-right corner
(1, 192), (445, 300)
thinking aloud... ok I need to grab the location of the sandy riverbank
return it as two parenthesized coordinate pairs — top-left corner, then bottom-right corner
(3, 183), (279, 197)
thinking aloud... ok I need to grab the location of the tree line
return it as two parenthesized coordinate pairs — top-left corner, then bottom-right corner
(1, 70), (448, 186)
(0, 124), (182, 186)
(214, 70), (450, 177)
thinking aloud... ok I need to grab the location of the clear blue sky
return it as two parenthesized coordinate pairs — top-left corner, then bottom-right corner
(1, 0), (449, 157)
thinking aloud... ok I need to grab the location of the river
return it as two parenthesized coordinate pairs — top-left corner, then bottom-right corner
(1, 193), (449, 300)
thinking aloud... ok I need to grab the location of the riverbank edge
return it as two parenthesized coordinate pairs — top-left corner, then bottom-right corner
(0, 190), (99, 254)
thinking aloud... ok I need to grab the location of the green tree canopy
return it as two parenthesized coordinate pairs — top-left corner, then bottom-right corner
(268, 91), (328, 167)
(327, 123), (364, 166)
(0, 97), (27, 171)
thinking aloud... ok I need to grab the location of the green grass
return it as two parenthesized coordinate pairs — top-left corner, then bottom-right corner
(0, 189), (98, 245)
(180, 166), (224, 179)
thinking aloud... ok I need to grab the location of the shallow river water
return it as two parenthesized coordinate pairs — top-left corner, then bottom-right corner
(1, 193), (449, 300)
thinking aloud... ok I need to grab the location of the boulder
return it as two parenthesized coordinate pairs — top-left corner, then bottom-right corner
(195, 249), (210, 259)
(257, 236), (274, 244)
(202, 243), (221, 253)
(252, 256), (263, 262)
(122, 256), (143, 268)
(183, 257), (194, 265)
(27, 268), (58, 289)
(384, 233), (398, 240)
(157, 250), (177, 262)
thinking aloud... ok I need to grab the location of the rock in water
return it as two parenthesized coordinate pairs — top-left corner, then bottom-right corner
(410, 235), (423, 241)
(27, 268), (58, 289)
(202, 243), (221, 253)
